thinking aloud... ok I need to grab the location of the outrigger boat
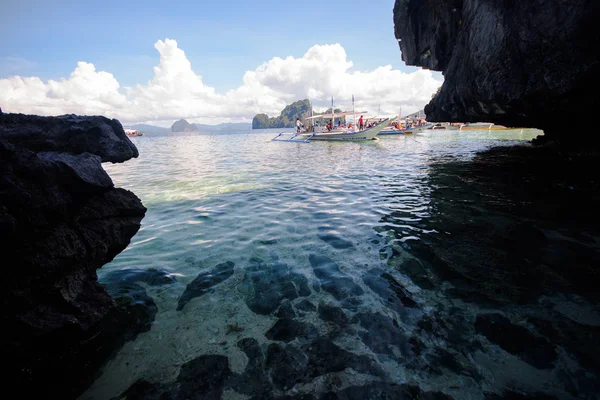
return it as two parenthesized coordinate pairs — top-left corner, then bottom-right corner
(371, 108), (433, 135)
(379, 122), (433, 135)
(272, 117), (392, 142)
(272, 96), (392, 142)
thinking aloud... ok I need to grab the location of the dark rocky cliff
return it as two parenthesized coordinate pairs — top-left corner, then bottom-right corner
(0, 112), (147, 397)
(393, 0), (600, 144)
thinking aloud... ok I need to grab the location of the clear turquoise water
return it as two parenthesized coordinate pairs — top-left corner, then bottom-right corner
(82, 128), (583, 399)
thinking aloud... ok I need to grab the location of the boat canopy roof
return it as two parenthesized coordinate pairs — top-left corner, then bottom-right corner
(304, 110), (368, 119)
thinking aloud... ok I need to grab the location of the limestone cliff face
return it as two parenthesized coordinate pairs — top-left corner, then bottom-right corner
(0, 113), (146, 397)
(393, 0), (599, 143)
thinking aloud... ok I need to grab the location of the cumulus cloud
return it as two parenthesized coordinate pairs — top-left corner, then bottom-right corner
(0, 39), (442, 125)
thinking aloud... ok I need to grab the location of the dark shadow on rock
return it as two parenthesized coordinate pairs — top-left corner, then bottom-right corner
(265, 318), (319, 343)
(177, 261), (235, 311)
(321, 381), (454, 399)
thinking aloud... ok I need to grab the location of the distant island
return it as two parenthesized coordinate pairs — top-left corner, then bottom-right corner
(252, 99), (345, 129)
(171, 119), (200, 132)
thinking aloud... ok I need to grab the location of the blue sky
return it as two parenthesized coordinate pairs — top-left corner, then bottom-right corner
(0, 0), (421, 91)
(0, 0), (442, 124)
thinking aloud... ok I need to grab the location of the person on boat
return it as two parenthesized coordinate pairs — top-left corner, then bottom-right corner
(326, 120), (333, 131)
(296, 118), (303, 133)
(358, 115), (364, 130)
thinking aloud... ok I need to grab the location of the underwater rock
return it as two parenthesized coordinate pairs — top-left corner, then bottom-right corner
(302, 338), (386, 380)
(527, 317), (600, 378)
(0, 113), (144, 398)
(475, 313), (557, 369)
(177, 261), (235, 311)
(266, 343), (309, 391)
(363, 268), (418, 317)
(240, 257), (310, 315)
(230, 338), (273, 397)
(352, 312), (412, 359)
(317, 232), (354, 249)
(309, 254), (364, 300)
(484, 390), (559, 400)
(390, 256), (436, 290)
(265, 318), (319, 343)
(266, 338), (386, 392)
(111, 379), (168, 400)
(295, 299), (317, 314)
(318, 303), (350, 328)
(321, 382), (454, 399)
(276, 301), (298, 319)
(174, 354), (233, 400)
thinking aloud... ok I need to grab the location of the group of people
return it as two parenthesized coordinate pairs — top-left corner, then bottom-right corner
(296, 114), (383, 133)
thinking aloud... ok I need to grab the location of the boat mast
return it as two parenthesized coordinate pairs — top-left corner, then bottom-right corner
(331, 96), (334, 126)
(352, 94), (355, 128)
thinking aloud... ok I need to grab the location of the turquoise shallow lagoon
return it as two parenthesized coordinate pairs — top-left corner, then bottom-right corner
(81, 128), (600, 399)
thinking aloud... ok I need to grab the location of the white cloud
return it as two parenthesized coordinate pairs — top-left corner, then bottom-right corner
(0, 39), (442, 125)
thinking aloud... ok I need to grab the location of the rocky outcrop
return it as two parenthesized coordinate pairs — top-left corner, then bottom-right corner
(393, 0), (600, 144)
(0, 113), (146, 397)
(171, 118), (199, 132)
(252, 99), (312, 129)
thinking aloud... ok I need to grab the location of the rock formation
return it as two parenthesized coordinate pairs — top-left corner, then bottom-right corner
(393, 0), (600, 144)
(171, 118), (200, 132)
(252, 99), (312, 129)
(0, 113), (146, 398)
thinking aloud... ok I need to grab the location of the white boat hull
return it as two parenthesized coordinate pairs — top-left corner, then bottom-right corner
(303, 118), (391, 141)
(379, 123), (433, 135)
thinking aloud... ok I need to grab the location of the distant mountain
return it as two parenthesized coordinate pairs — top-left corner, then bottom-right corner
(171, 119), (200, 132)
(129, 122), (251, 135)
(252, 99), (311, 129)
(196, 122), (250, 132)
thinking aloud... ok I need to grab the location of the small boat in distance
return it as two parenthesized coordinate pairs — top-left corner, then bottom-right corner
(426, 123), (459, 130)
(459, 122), (520, 130)
(124, 128), (144, 137)
(379, 119), (434, 135)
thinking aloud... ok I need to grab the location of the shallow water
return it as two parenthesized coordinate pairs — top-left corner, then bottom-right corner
(81, 128), (600, 399)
